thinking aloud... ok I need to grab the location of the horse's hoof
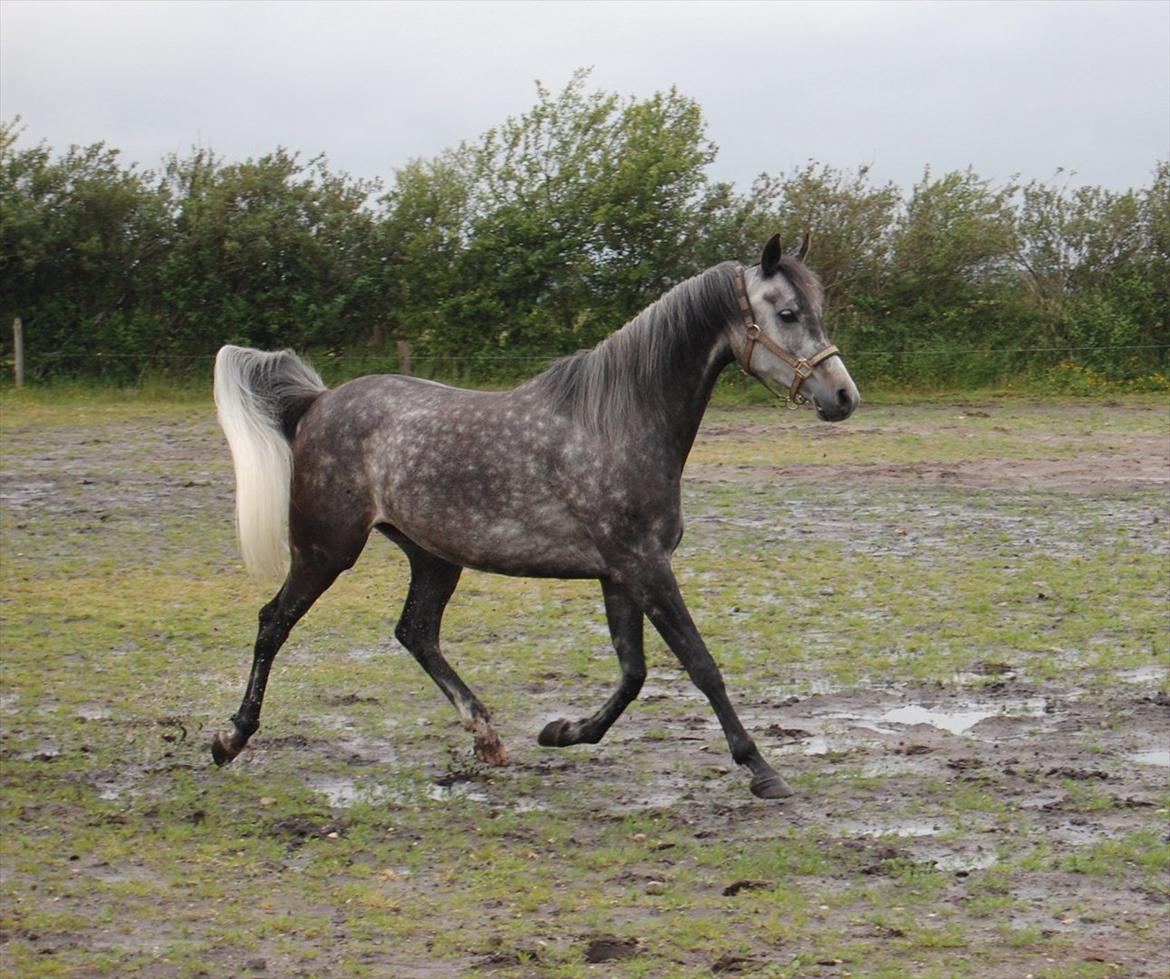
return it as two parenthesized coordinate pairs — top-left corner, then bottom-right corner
(474, 735), (509, 767)
(537, 718), (574, 748)
(211, 731), (241, 767)
(749, 772), (794, 799)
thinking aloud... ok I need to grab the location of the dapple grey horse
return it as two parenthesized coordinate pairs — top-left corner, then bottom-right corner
(211, 234), (859, 799)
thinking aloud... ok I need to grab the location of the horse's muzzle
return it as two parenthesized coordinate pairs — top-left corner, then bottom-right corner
(813, 385), (859, 422)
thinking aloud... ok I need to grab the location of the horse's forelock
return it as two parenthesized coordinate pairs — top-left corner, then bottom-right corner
(774, 256), (825, 315)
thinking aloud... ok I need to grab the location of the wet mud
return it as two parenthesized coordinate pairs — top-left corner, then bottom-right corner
(2, 398), (1168, 977)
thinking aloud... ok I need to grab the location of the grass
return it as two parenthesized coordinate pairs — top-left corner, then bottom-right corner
(1, 390), (1168, 977)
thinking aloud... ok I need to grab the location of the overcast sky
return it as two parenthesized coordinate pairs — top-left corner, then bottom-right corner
(2, 0), (1167, 195)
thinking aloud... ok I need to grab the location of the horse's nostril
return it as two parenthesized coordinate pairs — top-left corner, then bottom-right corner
(832, 388), (858, 419)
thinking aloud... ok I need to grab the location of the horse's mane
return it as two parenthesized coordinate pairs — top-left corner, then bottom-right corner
(525, 262), (741, 437)
(525, 256), (822, 437)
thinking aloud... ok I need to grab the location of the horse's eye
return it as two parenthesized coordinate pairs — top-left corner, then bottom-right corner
(778, 309), (798, 323)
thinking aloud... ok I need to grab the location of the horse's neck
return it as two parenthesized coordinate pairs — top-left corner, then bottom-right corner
(664, 331), (734, 466)
(628, 312), (734, 468)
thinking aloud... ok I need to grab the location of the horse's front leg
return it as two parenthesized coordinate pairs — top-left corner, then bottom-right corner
(627, 562), (793, 800)
(539, 579), (646, 748)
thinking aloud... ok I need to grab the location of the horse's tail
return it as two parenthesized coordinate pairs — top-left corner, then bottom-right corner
(213, 345), (327, 580)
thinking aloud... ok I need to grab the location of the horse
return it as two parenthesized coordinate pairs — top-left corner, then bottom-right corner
(210, 233), (859, 799)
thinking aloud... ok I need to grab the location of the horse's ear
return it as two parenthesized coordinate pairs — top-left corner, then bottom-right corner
(797, 229), (812, 262)
(760, 234), (783, 277)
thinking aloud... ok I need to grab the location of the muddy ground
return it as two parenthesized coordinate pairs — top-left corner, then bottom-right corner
(1, 395), (1168, 978)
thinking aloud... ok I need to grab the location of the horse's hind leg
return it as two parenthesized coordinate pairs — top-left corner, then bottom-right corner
(539, 580), (646, 748)
(388, 533), (508, 766)
(212, 520), (368, 765)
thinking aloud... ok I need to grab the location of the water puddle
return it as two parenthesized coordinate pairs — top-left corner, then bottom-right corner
(309, 774), (546, 812)
(1118, 665), (1170, 685)
(832, 817), (944, 841)
(425, 781), (489, 804)
(879, 705), (1001, 735)
(769, 697), (1053, 762)
(311, 776), (395, 808)
(796, 735), (831, 756)
(1130, 748), (1170, 768)
(934, 851), (998, 873)
(873, 700), (1048, 736)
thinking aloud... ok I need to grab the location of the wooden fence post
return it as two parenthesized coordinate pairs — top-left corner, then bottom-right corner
(13, 318), (23, 387)
(396, 339), (412, 376)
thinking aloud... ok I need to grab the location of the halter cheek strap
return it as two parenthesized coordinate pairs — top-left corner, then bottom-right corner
(732, 264), (840, 409)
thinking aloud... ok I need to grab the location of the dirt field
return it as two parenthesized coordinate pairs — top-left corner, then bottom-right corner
(1, 392), (1168, 978)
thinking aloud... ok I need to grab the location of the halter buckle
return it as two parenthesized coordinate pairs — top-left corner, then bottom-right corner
(793, 360), (813, 380)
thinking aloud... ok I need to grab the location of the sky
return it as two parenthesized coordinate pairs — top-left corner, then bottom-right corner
(1, 0), (1168, 195)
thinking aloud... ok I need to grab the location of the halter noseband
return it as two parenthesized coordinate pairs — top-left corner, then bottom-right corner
(732, 264), (840, 409)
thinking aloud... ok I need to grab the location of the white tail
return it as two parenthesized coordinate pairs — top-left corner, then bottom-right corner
(213, 345), (325, 580)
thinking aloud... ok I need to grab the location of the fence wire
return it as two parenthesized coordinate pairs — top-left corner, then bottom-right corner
(5, 341), (1169, 387)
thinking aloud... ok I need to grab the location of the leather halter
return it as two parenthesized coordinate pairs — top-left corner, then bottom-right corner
(731, 264), (840, 409)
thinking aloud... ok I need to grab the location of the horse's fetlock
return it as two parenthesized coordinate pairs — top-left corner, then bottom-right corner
(229, 713), (259, 738)
(731, 741), (761, 768)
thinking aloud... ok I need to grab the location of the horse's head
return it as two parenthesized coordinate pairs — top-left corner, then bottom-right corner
(730, 233), (860, 422)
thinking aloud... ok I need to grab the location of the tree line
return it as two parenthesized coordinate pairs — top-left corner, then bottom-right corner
(2, 70), (1167, 389)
